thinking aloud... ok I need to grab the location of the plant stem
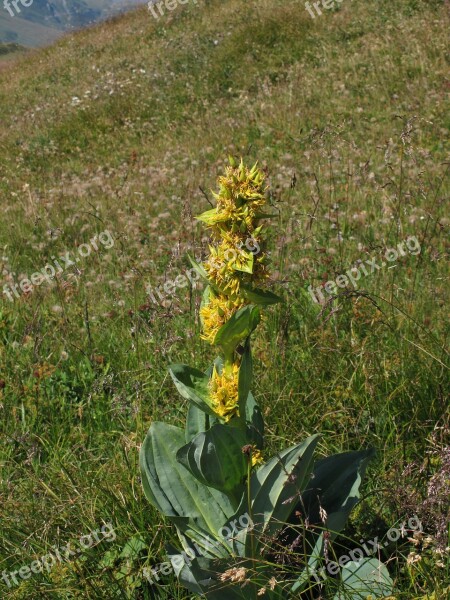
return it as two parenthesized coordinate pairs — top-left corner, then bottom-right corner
(247, 457), (255, 560)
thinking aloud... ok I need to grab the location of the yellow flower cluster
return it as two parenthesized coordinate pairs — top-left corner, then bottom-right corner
(198, 158), (270, 435)
(200, 294), (244, 345)
(198, 158), (269, 345)
(209, 363), (240, 421)
(208, 162), (267, 232)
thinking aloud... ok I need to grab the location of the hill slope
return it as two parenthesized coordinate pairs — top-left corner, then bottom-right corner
(0, 0), (448, 598)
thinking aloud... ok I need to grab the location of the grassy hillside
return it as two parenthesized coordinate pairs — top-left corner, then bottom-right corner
(0, 41), (25, 53)
(0, 0), (448, 598)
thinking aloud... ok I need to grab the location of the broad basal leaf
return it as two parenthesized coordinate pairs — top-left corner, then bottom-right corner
(290, 449), (375, 593)
(333, 558), (394, 599)
(140, 422), (235, 537)
(177, 424), (248, 507)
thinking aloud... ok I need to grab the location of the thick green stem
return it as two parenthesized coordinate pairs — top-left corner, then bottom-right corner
(247, 456), (256, 560)
(222, 348), (235, 375)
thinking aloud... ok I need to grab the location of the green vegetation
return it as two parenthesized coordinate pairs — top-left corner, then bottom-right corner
(0, 42), (24, 54)
(0, 0), (448, 598)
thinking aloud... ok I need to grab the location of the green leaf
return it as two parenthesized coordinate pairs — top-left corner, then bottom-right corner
(333, 558), (394, 599)
(222, 436), (320, 557)
(177, 424), (247, 507)
(301, 449), (375, 537)
(169, 552), (285, 599)
(247, 435), (320, 553)
(241, 285), (283, 305)
(169, 517), (231, 559)
(139, 422), (235, 537)
(196, 208), (217, 223)
(238, 338), (252, 415)
(185, 404), (207, 443)
(187, 254), (217, 289)
(214, 305), (260, 352)
(290, 449), (375, 593)
(244, 391), (264, 450)
(233, 250), (254, 274)
(169, 363), (216, 417)
(119, 536), (147, 559)
(184, 361), (222, 442)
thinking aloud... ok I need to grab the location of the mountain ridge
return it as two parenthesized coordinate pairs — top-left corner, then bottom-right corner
(0, 0), (146, 47)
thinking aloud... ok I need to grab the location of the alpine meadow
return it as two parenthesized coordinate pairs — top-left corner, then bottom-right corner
(0, 0), (448, 599)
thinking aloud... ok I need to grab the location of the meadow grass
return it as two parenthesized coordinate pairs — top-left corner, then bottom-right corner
(0, 0), (448, 597)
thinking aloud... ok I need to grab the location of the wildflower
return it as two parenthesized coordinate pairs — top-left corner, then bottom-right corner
(407, 552), (422, 565)
(268, 577), (277, 590)
(198, 160), (266, 235)
(200, 294), (245, 345)
(198, 157), (270, 347)
(33, 362), (56, 379)
(219, 566), (248, 584)
(242, 444), (263, 467)
(251, 448), (264, 467)
(209, 364), (239, 421)
(319, 506), (328, 524)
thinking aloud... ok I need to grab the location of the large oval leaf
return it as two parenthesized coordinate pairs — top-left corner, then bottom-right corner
(169, 363), (216, 417)
(176, 424), (248, 507)
(222, 436), (320, 557)
(333, 558), (394, 599)
(249, 435), (320, 551)
(290, 449), (375, 593)
(139, 422), (235, 537)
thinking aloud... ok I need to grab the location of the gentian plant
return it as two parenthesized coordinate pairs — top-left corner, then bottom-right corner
(140, 158), (394, 598)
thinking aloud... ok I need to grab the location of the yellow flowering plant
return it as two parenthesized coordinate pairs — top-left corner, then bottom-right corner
(139, 158), (393, 599)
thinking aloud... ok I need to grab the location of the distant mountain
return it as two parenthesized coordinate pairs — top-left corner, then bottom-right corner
(0, 40), (24, 53)
(0, 0), (146, 47)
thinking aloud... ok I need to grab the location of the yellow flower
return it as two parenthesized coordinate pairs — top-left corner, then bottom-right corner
(200, 294), (245, 345)
(209, 364), (240, 421)
(197, 159), (267, 237)
(198, 158), (271, 348)
(251, 447), (264, 467)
